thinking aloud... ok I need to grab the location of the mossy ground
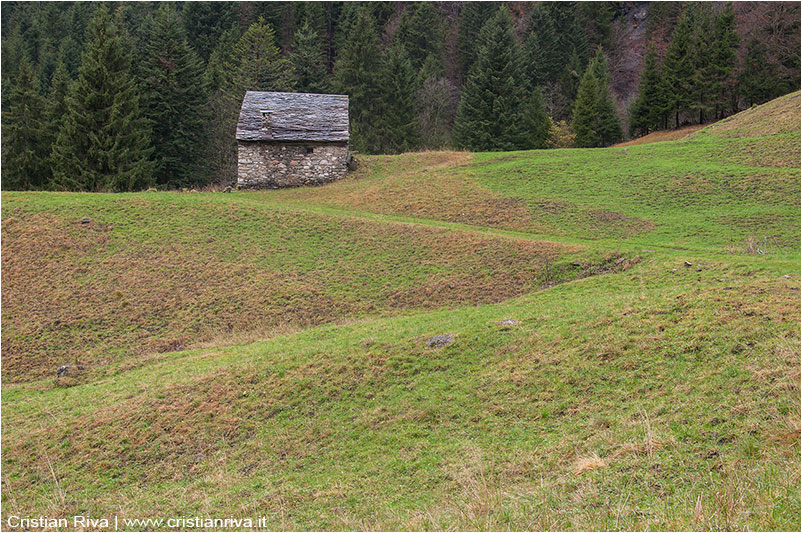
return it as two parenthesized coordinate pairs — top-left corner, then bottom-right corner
(2, 93), (799, 530)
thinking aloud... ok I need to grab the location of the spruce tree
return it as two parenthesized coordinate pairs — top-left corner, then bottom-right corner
(229, 18), (294, 97)
(456, 2), (499, 81)
(141, 3), (210, 189)
(203, 25), (241, 184)
(661, 8), (694, 128)
(377, 44), (420, 154)
(523, 4), (561, 87)
(398, 2), (443, 71)
(3, 56), (49, 190)
(572, 47), (622, 148)
(739, 39), (777, 107)
(711, 2), (739, 118)
(51, 6), (153, 191)
(333, 7), (384, 153)
(290, 21), (330, 93)
(524, 86), (552, 149)
(630, 43), (665, 136)
(688, 3), (715, 124)
(453, 8), (531, 151)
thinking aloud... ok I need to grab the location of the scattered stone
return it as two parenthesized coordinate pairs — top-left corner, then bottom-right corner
(781, 274), (792, 279)
(56, 364), (84, 378)
(223, 185), (233, 193)
(570, 262), (583, 267)
(193, 454), (205, 463)
(426, 333), (453, 349)
(80, 217), (91, 224)
(684, 261), (692, 267)
(616, 257), (627, 265)
(696, 268), (703, 272)
(346, 153), (358, 171)
(500, 319), (518, 331)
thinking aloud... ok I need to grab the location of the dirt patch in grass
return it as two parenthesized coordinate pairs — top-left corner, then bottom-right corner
(1, 198), (581, 382)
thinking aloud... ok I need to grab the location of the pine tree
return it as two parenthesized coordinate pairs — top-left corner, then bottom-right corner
(50, 6), (153, 192)
(630, 43), (665, 136)
(711, 2), (739, 118)
(572, 47), (622, 147)
(456, 2), (499, 81)
(290, 21), (330, 93)
(141, 3), (210, 189)
(661, 8), (694, 128)
(377, 44), (420, 154)
(3, 56), (49, 190)
(453, 8), (532, 151)
(333, 7), (384, 153)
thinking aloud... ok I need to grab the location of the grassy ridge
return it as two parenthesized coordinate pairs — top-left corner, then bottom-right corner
(1, 93), (799, 530)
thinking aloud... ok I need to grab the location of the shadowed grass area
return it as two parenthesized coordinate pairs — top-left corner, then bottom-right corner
(1, 93), (799, 530)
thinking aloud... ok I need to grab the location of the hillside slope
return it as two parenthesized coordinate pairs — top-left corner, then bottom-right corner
(2, 93), (799, 530)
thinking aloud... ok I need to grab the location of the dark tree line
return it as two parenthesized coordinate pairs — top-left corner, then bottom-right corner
(2, 1), (799, 191)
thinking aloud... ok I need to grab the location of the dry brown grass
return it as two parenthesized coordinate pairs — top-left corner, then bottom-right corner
(694, 91), (802, 139)
(571, 453), (607, 476)
(1, 203), (579, 382)
(614, 124), (705, 147)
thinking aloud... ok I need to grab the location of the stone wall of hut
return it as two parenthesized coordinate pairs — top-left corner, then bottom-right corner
(237, 142), (349, 189)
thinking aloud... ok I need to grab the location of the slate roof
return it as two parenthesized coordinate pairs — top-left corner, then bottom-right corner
(236, 91), (349, 142)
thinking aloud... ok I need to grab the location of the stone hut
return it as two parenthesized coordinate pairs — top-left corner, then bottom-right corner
(236, 91), (350, 189)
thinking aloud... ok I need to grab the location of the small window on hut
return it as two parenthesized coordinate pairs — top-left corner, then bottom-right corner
(306, 147), (314, 154)
(261, 111), (271, 133)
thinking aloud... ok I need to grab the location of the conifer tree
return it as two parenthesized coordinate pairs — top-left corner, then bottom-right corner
(204, 25), (240, 93)
(456, 2), (499, 81)
(180, 2), (236, 62)
(51, 6), (153, 191)
(572, 47), (622, 147)
(334, 7), (384, 153)
(453, 8), (532, 151)
(711, 2), (739, 118)
(203, 25), (241, 184)
(378, 44), (420, 154)
(688, 3), (715, 124)
(661, 8), (694, 128)
(141, 3), (210, 189)
(739, 39), (777, 107)
(290, 21), (330, 93)
(3, 56), (49, 190)
(523, 4), (561, 87)
(630, 43), (665, 136)
(524, 86), (552, 149)
(229, 18), (294, 97)
(398, 2), (443, 71)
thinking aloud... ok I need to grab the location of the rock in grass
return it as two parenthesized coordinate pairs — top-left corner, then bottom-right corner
(80, 217), (91, 224)
(500, 319), (518, 330)
(56, 364), (84, 378)
(426, 334), (453, 348)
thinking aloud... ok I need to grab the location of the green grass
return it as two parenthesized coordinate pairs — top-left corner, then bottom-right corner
(2, 93), (799, 530)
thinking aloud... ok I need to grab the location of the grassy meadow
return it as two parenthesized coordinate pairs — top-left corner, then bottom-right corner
(1, 93), (800, 530)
